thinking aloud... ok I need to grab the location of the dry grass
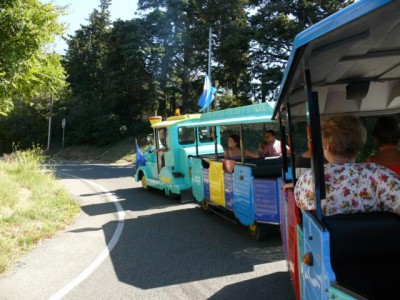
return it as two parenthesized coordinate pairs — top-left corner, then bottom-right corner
(0, 148), (80, 274)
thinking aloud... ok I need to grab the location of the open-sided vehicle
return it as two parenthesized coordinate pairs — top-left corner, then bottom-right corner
(185, 102), (291, 240)
(134, 113), (223, 200)
(274, 1), (400, 299)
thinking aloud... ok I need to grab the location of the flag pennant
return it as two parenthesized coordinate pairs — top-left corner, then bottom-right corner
(135, 143), (146, 167)
(197, 74), (216, 112)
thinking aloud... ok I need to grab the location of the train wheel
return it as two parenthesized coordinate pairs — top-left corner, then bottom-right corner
(201, 201), (212, 213)
(141, 175), (148, 190)
(248, 223), (267, 241)
(169, 192), (181, 200)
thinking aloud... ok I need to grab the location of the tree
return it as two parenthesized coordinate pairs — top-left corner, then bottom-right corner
(249, 0), (354, 102)
(104, 19), (156, 124)
(0, 0), (66, 115)
(137, 0), (253, 112)
(63, 0), (115, 144)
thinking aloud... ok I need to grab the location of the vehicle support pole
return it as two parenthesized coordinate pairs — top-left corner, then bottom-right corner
(214, 126), (218, 160)
(195, 127), (199, 156)
(286, 103), (296, 183)
(279, 115), (288, 178)
(239, 124), (244, 163)
(304, 69), (325, 221)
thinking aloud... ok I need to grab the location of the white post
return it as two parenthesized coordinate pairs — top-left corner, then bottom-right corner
(47, 93), (53, 151)
(61, 118), (66, 149)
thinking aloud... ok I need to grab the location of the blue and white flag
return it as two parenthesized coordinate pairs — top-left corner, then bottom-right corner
(135, 143), (146, 167)
(197, 74), (216, 112)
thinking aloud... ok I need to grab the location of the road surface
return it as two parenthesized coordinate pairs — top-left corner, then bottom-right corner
(0, 162), (295, 300)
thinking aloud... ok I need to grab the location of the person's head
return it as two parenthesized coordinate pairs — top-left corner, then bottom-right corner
(371, 116), (400, 148)
(321, 115), (367, 160)
(264, 130), (276, 144)
(159, 128), (166, 138)
(228, 134), (240, 148)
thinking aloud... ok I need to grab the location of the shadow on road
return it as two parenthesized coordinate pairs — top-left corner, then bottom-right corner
(101, 203), (286, 291)
(208, 271), (294, 300)
(57, 162), (294, 298)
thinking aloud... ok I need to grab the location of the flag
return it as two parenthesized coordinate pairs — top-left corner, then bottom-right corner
(135, 143), (146, 167)
(197, 74), (216, 112)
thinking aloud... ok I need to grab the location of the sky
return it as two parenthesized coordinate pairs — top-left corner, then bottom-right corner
(42, 0), (138, 54)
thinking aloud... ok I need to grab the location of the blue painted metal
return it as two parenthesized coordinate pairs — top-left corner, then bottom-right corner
(203, 169), (210, 201)
(253, 179), (279, 223)
(232, 165), (254, 226)
(224, 173), (234, 210)
(301, 212), (336, 300)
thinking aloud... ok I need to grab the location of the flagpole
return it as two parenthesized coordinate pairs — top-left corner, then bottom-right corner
(207, 26), (212, 112)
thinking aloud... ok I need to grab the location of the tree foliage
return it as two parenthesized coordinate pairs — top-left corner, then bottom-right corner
(0, 0), (356, 151)
(249, 0), (354, 101)
(0, 0), (66, 115)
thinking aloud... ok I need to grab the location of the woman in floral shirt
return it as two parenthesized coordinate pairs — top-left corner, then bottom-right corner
(294, 115), (400, 216)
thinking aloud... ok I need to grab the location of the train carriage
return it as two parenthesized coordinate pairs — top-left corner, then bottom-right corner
(134, 113), (224, 200)
(273, 0), (400, 299)
(184, 103), (291, 240)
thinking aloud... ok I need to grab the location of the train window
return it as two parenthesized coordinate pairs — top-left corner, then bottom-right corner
(199, 127), (214, 143)
(178, 127), (195, 144)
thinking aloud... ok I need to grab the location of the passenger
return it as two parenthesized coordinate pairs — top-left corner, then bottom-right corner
(367, 116), (400, 174)
(295, 149), (312, 178)
(258, 130), (285, 158)
(158, 128), (168, 150)
(294, 115), (400, 216)
(224, 134), (258, 161)
(156, 128), (168, 169)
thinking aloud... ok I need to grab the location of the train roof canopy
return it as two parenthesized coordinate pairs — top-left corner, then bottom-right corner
(184, 102), (274, 127)
(152, 114), (201, 128)
(273, 0), (400, 119)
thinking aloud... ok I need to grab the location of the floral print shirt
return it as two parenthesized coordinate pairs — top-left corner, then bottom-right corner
(294, 163), (400, 216)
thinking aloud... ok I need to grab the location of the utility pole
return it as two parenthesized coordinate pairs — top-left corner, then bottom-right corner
(47, 93), (53, 151)
(208, 26), (212, 82)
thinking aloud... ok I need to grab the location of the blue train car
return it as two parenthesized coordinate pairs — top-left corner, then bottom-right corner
(186, 103), (291, 240)
(274, 1), (400, 299)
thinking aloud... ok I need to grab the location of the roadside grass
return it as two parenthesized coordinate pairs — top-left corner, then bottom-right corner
(0, 147), (80, 274)
(52, 136), (149, 164)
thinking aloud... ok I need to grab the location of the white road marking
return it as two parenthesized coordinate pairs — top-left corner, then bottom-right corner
(49, 173), (125, 300)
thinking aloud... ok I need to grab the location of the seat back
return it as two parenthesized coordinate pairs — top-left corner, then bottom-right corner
(324, 212), (400, 267)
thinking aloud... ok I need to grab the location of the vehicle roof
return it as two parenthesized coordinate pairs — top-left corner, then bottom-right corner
(184, 102), (275, 127)
(273, 0), (400, 119)
(152, 114), (201, 128)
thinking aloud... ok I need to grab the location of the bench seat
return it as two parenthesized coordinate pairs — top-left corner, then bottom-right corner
(324, 212), (400, 300)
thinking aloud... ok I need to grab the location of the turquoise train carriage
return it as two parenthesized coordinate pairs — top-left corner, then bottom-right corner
(185, 102), (292, 240)
(273, 1), (400, 299)
(134, 112), (224, 200)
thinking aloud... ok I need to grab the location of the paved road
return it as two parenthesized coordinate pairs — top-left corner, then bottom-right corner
(0, 162), (295, 300)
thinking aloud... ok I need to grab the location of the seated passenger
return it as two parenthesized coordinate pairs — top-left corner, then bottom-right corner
(258, 130), (290, 158)
(367, 116), (400, 174)
(294, 115), (400, 216)
(224, 134), (258, 161)
(295, 149), (311, 178)
(156, 127), (168, 169)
